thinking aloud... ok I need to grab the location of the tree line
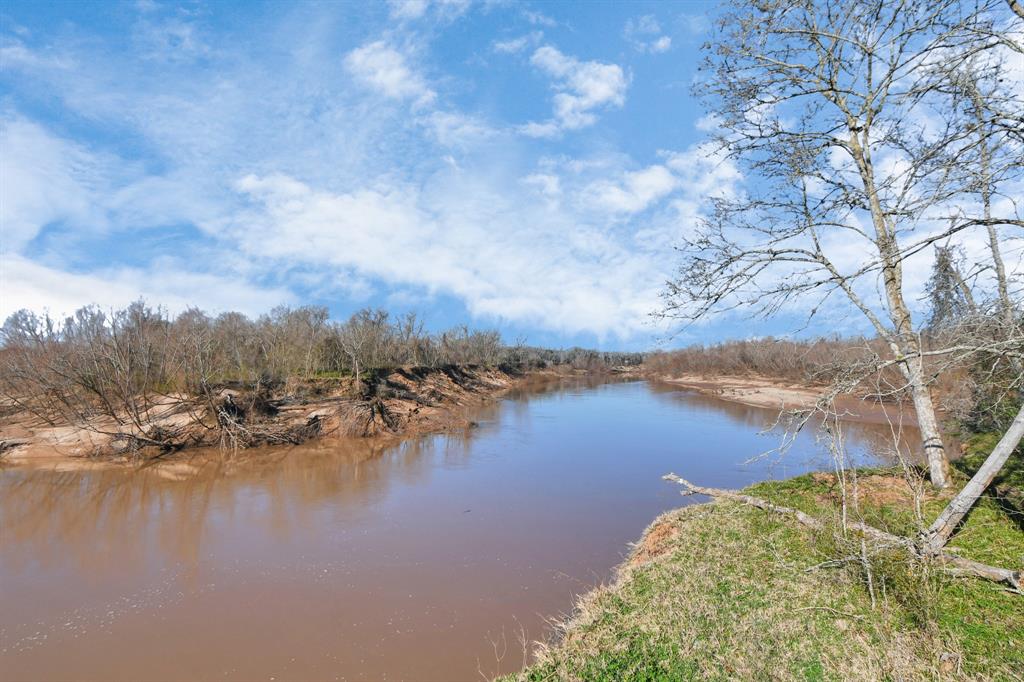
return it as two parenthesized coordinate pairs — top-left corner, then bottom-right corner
(0, 302), (644, 451)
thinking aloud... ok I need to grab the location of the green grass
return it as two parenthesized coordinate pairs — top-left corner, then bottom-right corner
(505, 466), (1024, 681)
(311, 369), (350, 380)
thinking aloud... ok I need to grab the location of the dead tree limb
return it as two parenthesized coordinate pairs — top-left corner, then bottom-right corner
(922, 403), (1024, 554)
(662, 473), (1021, 592)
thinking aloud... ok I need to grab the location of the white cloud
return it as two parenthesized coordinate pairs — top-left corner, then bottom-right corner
(132, 13), (210, 62)
(0, 116), (105, 253)
(0, 114), (236, 251)
(522, 10), (556, 28)
(522, 46), (628, 137)
(0, 39), (74, 70)
(388, 0), (471, 22)
(493, 32), (542, 54)
(0, 254), (293, 320)
(585, 165), (677, 214)
(694, 113), (722, 132)
(661, 143), (740, 197)
(231, 169), (674, 338)
(650, 36), (672, 53)
(388, 0), (429, 20)
(0, 97), (305, 322)
(522, 173), (561, 198)
(624, 15), (672, 54)
(344, 41), (436, 107)
(421, 111), (496, 147)
(518, 120), (562, 139)
(0, 5), (745, 341)
(676, 13), (710, 37)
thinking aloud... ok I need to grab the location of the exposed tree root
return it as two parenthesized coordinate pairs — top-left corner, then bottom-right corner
(662, 473), (1022, 593)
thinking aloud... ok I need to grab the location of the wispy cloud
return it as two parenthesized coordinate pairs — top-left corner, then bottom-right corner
(522, 9), (556, 28)
(1, 254), (293, 320)
(624, 15), (672, 54)
(492, 31), (542, 55)
(585, 165), (677, 214)
(520, 45), (628, 138)
(387, 0), (472, 22)
(231, 169), (672, 337)
(344, 40), (436, 107)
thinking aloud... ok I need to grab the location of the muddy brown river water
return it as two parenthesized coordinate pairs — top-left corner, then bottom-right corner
(0, 379), (918, 681)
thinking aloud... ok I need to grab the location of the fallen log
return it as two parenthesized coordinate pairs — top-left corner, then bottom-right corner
(922, 403), (1024, 554)
(662, 473), (1021, 593)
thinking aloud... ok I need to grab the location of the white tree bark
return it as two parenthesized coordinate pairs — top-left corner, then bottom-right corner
(848, 126), (952, 488)
(905, 356), (952, 488)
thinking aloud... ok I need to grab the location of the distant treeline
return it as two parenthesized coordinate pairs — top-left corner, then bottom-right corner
(644, 336), (888, 385)
(0, 302), (641, 400)
(645, 329), (1019, 435)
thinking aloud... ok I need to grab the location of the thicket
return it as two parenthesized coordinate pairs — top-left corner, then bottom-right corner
(0, 302), (644, 452)
(644, 336), (917, 403)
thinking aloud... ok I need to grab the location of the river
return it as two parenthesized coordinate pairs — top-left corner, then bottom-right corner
(0, 378), (916, 681)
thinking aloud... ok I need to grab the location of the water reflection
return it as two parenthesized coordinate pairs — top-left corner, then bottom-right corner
(646, 380), (922, 465)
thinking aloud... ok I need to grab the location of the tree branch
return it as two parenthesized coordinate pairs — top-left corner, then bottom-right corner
(662, 473), (1022, 592)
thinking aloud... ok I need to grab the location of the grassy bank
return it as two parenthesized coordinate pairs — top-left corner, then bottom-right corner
(506, 457), (1023, 680)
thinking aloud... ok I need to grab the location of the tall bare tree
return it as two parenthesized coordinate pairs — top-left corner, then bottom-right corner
(663, 0), (1023, 488)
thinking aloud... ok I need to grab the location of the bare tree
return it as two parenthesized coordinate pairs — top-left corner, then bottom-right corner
(663, 0), (1024, 488)
(0, 302), (537, 456)
(926, 245), (977, 330)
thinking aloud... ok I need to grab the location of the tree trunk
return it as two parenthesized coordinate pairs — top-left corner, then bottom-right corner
(847, 126), (952, 488)
(969, 83), (1015, 328)
(987, 222), (1014, 327)
(906, 355), (952, 489)
(1007, 0), (1024, 22)
(924, 403), (1024, 553)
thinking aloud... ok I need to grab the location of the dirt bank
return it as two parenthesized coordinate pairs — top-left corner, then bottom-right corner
(657, 373), (918, 427)
(0, 365), (540, 469)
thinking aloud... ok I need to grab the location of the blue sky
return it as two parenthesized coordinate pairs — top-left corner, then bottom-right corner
(5, 0), (996, 350)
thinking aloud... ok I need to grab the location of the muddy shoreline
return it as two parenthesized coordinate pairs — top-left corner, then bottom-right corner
(654, 373), (919, 427)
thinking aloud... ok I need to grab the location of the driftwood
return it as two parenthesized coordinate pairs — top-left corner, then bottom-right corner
(662, 474), (1022, 593)
(0, 438), (31, 454)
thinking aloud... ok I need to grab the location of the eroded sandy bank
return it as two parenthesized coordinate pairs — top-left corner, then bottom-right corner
(657, 373), (918, 427)
(1, 365), (576, 472)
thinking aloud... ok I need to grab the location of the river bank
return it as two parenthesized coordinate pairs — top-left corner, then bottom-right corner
(504, 459), (1023, 681)
(656, 373), (920, 427)
(0, 369), (912, 475)
(0, 365), (584, 470)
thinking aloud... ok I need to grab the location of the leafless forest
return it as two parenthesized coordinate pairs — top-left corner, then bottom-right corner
(0, 303), (642, 454)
